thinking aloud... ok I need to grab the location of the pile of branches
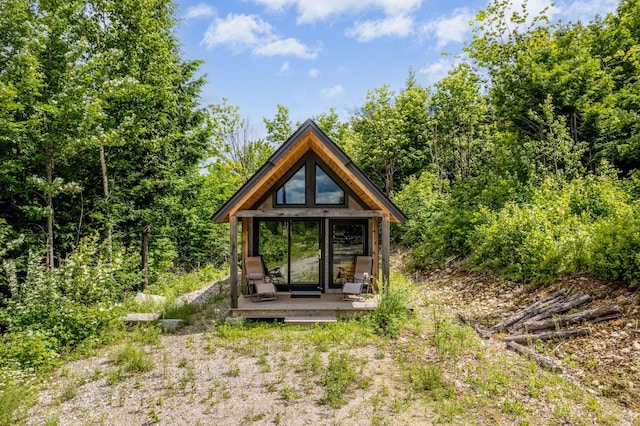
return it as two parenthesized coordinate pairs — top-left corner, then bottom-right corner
(458, 289), (621, 372)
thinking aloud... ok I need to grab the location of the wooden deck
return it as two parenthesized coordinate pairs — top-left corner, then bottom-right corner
(231, 292), (379, 320)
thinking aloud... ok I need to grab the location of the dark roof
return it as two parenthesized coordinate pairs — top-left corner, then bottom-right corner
(212, 119), (407, 223)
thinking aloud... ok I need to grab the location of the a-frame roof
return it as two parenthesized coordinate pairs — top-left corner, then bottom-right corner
(212, 119), (407, 224)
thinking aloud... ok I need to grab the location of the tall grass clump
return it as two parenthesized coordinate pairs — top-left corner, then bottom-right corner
(0, 368), (35, 426)
(370, 277), (413, 338)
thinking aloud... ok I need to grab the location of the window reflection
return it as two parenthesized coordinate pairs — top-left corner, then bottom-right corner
(276, 165), (306, 204)
(315, 165), (344, 205)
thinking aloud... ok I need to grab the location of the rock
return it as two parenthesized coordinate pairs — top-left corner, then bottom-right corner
(125, 313), (161, 323)
(632, 342), (640, 352)
(134, 293), (166, 305)
(225, 316), (244, 324)
(159, 319), (184, 331)
(621, 347), (631, 355)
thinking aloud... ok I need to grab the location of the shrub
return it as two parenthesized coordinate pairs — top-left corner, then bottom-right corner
(469, 174), (638, 284)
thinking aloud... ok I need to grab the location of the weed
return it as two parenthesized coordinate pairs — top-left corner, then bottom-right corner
(226, 364), (240, 377)
(280, 383), (298, 401)
(407, 362), (453, 400)
(433, 400), (465, 423)
(0, 375), (35, 425)
(431, 307), (473, 361)
(60, 385), (76, 402)
(257, 355), (271, 373)
(110, 344), (154, 373)
(106, 367), (124, 385)
(369, 286), (412, 338)
(501, 398), (525, 416)
(163, 302), (198, 324)
(320, 351), (362, 408)
(148, 408), (160, 423)
(129, 324), (162, 347)
(178, 357), (188, 368)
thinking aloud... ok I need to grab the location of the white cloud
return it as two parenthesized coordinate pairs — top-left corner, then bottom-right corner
(202, 13), (318, 59)
(346, 14), (414, 42)
(309, 68), (320, 78)
(250, 0), (422, 24)
(202, 14), (273, 50)
(321, 84), (344, 98)
(254, 38), (320, 59)
(556, 0), (618, 22)
(420, 8), (474, 48)
(419, 58), (458, 85)
(183, 3), (217, 20)
(279, 61), (291, 76)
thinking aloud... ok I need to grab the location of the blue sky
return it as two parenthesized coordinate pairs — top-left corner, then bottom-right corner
(174, 0), (619, 135)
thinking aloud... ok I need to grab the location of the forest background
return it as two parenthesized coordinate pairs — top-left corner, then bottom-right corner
(0, 0), (639, 407)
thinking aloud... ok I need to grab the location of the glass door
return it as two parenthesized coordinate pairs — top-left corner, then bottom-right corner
(257, 219), (322, 292)
(330, 220), (367, 288)
(289, 220), (322, 291)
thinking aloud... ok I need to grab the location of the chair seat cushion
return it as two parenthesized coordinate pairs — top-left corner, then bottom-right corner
(342, 282), (362, 294)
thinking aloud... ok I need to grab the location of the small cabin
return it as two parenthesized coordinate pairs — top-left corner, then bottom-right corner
(213, 120), (407, 312)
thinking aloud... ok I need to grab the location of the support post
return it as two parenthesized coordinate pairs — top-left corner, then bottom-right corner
(381, 215), (390, 295)
(371, 218), (379, 292)
(230, 214), (238, 309)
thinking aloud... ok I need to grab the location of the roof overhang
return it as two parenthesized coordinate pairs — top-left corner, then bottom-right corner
(212, 120), (407, 224)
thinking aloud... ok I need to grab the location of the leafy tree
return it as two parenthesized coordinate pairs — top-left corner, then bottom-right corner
(264, 104), (293, 146)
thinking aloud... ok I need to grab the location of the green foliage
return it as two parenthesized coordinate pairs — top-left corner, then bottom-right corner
(0, 236), (129, 370)
(470, 173), (639, 284)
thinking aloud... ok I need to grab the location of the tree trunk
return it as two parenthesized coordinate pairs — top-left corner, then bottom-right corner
(141, 225), (150, 290)
(521, 305), (621, 332)
(506, 341), (563, 372)
(503, 327), (591, 344)
(100, 145), (112, 255)
(46, 160), (55, 270)
(489, 290), (566, 333)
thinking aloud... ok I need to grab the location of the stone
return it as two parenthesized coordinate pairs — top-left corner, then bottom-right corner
(134, 293), (166, 305)
(159, 319), (184, 331)
(125, 313), (161, 323)
(632, 342), (640, 352)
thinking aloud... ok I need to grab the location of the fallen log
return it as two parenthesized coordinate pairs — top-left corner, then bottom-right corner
(507, 292), (592, 332)
(521, 305), (621, 332)
(488, 290), (567, 333)
(457, 312), (491, 339)
(504, 327), (591, 344)
(506, 341), (563, 373)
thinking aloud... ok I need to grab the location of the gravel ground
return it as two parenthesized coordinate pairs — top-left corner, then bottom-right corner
(27, 271), (640, 425)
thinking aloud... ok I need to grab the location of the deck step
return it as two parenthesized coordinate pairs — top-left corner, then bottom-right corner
(284, 314), (337, 326)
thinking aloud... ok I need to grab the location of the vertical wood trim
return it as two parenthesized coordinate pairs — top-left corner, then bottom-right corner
(242, 217), (250, 296)
(324, 218), (330, 292)
(230, 215), (238, 309)
(371, 218), (379, 292)
(381, 216), (390, 295)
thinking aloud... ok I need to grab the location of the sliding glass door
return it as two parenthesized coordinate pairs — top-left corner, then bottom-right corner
(257, 219), (322, 292)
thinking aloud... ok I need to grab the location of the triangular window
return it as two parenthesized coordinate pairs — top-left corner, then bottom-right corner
(315, 165), (344, 205)
(276, 165), (306, 205)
